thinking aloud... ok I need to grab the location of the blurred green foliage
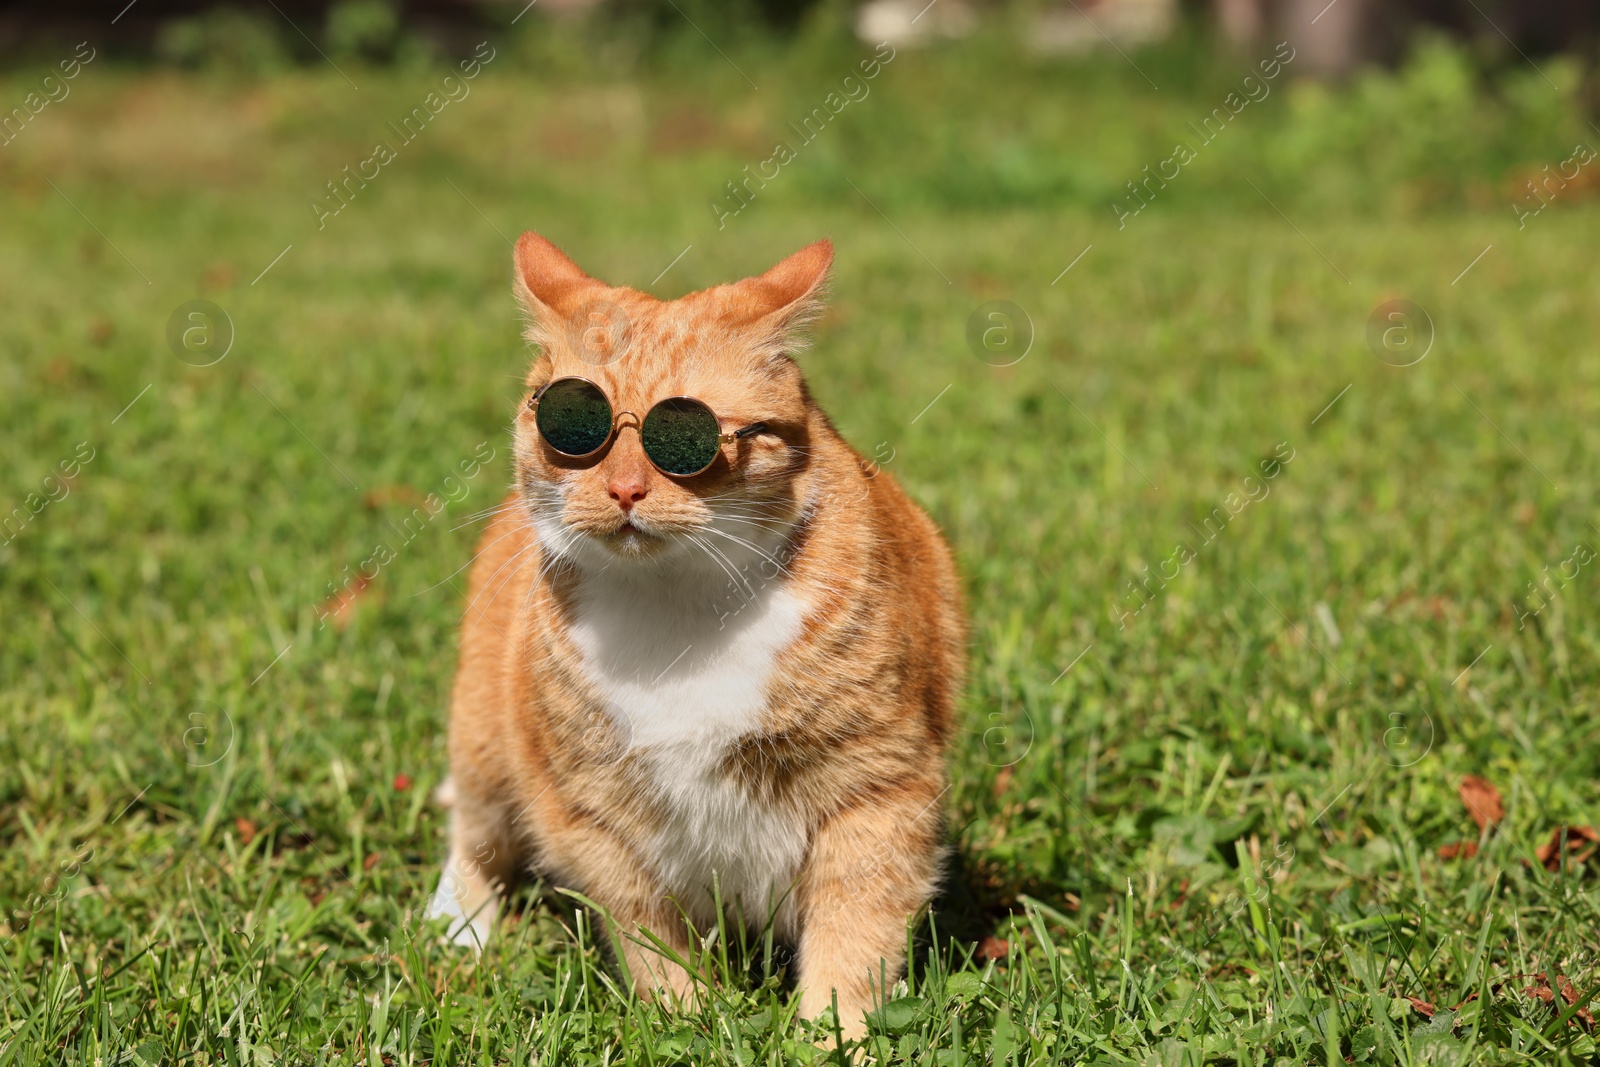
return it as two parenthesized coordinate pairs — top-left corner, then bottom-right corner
(154, 6), (295, 73)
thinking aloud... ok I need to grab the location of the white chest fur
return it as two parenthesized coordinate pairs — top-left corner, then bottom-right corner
(567, 553), (810, 929)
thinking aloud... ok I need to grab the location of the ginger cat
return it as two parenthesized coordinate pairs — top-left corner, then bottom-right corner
(428, 232), (966, 1036)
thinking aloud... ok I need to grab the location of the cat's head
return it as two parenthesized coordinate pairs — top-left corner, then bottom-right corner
(510, 232), (832, 571)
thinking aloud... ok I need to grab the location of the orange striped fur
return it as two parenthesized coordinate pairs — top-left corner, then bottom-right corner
(429, 232), (966, 1035)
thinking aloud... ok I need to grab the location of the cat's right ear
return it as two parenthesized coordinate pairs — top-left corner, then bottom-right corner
(513, 232), (599, 323)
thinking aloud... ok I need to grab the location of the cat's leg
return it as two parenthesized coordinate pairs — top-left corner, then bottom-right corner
(426, 778), (519, 951)
(545, 819), (701, 1006)
(793, 790), (943, 1039)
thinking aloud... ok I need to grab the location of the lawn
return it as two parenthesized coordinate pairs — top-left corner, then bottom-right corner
(2, 18), (1600, 1065)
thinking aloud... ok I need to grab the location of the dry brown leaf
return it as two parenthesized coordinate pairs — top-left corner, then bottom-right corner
(1534, 826), (1600, 872)
(1459, 776), (1503, 833)
(1556, 975), (1597, 1027)
(1406, 996), (1437, 1018)
(363, 852), (381, 872)
(1523, 972), (1596, 1029)
(234, 817), (258, 845)
(1437, 841), (1478, 861)
(201, 262), (236, 292)
(316, 574), (372, 631)
(976, 936), (1010, 961)
(363, 485), (427, 510)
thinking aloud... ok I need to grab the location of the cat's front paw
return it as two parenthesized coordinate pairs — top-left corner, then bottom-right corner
(424, 861), (496, 952)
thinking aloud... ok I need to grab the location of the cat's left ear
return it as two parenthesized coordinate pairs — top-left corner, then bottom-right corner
(513, 231), (600, 321)
(723, 239), (833, 336)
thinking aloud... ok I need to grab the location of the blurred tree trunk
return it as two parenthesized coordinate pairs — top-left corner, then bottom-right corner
(1283, 0), (1369, 77)
(1214, 0), (1264, 48)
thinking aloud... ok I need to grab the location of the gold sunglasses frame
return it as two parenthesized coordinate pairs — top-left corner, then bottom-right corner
(527, 376), (767, 477)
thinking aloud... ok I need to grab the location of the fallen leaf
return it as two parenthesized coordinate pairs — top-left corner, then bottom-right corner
(201, 262), (236, 292)
(393, 773), (412, 792)
(1534, 826), (1600, 872)
(992, 765), (1013, 797)
(1459, 776), (1503, 833)
(1437, 841), (1478, 860)
(363, 852), (381, 871)
(976, 936), (1009, 961)
(234, 817), (258, 845)
(363, 485), (427, 510)
(1407, 996), (1437, 1018)
(1556, 975), (1597, 1026)
(1523, 972), (1596, 1029)
(316, 573), (372, 631)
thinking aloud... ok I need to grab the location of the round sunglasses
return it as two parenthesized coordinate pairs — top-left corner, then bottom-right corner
(528, 377), (767, 477)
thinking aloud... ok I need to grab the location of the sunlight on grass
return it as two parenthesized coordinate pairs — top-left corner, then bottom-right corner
(2, 22), (1599, 1065)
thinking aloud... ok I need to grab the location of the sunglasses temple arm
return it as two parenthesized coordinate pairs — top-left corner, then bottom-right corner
(726, 422), (767, 442)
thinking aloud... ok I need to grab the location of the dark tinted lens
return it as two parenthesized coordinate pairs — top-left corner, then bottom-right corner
(641, 397), (722, 476)
(536, 379), (612, 456)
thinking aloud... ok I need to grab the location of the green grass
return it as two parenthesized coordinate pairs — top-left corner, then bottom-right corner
(3, 22), (1600, 1065)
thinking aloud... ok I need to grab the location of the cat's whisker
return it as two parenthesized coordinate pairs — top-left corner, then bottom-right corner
(463, 524), (549, 626)
(703, 504), (791, 522)
(711, 517), (793, 538)
(686, 532), (755, 599)
(450, 499), (524, 532)
(414, 514), (534, 597)
(699, 497), (794, 519)
(701, 526), (791, 574)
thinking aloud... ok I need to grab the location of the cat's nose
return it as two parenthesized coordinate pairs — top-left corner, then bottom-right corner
(607, 477), (648, 511)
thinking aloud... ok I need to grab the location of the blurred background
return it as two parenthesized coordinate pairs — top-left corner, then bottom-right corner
(2, 0), (1599, 79)
(4, 0), (1600, 1061)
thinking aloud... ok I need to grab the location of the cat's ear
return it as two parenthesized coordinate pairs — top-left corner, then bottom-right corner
(722, 239), (833, 336)
(513, 231), (600, 321)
